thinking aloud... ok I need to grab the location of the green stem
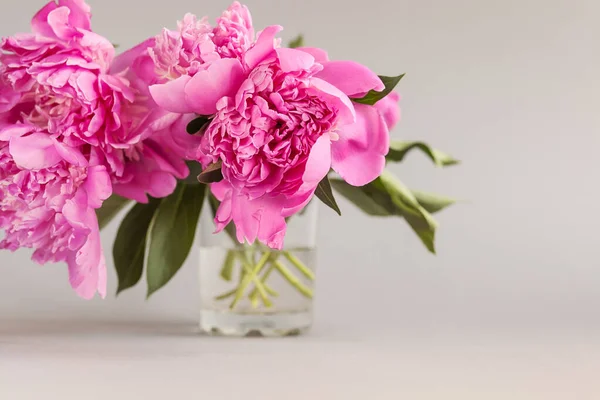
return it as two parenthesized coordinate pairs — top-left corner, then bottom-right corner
(215, 245), (315, 309)
(215, 288), (237, 301)
(273, 260), (313, 299)
(230, 251), (272, 309)
(283, 251), (315, 281)
(214, 250), (272, 305)
(264, 283), (278, 297)
(216, 281), (277, 303)
(219, 250), (236, 281)
(239, 255), (272, 307)
(249, 263), (278, 304)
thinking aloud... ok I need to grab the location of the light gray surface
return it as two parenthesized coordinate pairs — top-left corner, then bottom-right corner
(2, 318), (600, 399)
(1, 0), (599, 398)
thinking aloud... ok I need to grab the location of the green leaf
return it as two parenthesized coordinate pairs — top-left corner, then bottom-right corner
(146, 183), (207, 297)
(378, 171), (438, 253)
(314, 176), (341, 216)
(331, 173), (447, 253)
(387, 141), (459, 166)
(330, 179), (394, 216)
(184, 160), (204, 184)
(113, 198), (161, 295)
(351, 74), (405, 106)
(96, 195), (130, 230)
(288, 34), (304, 48)
(411, 190), (456, 214)
(186, 116), (211, 135)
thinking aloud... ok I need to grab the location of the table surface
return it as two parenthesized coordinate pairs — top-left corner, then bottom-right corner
(1, 316), (599, 400)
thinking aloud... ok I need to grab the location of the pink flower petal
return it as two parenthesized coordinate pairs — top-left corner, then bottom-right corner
(143, 141), (189, 179)
(303, 134), (331, 185)
(78, 31), (115, 67)
(147, 171), (177, 198)
(230, 192), (287, 249)
(282, 135), (331, 217)
(282, 187), (315, 218)
(149, 75), (194, 114)
(9, 133), (62, 170)
(110, 38), (155, 75)
(331, 103), (389, 186)
(47, 6), (76, 41)
(85, 165), (112, 209)
(151, 113), (203, 160)
(64, 190), (106, 299)
(296, 47), (329, 63)
(316, 61), (384, 97)
(211, 180), (232, 202)
(309, 77), (356, 124)
(53, 139), (88, 166)
(275, 48), (315, 72)
(374, 91), (401, 130)
(184, 58), (245, 115)
(0, 84), (21, 113)
(244, 25), (283, 69)
(0, 124), (35, 141)
(211, 182), (233, 233)
(113, 182), (150, 204)
(31, 1), (58, 38)
(58, 0), (92, 30)
(112, 162), (178, 203)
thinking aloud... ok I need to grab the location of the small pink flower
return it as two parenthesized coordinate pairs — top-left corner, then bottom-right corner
(150, 19), (395, 249)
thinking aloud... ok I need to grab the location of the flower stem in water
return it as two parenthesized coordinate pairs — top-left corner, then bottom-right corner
(273, 260), (313, 299)
(230, 251), (272, 309)
(283, 251), (315, 281)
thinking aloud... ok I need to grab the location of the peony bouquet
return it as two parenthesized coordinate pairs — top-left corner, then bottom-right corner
(0, 0), (457, 318)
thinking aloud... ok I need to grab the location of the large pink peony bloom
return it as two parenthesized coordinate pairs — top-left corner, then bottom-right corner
(0, 0), (117, 298)
(0, 0), (185, 297)
(149, 14), (397, 249)
(103, 1), (259, 201)
(0, 133), (109, 299)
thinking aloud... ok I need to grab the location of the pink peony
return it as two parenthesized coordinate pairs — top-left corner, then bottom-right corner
(150, 17), (397, 249)
(0, 0), (121, 298)
(104, 2), (260, 202)
(0, 0), (123, 298)
(0, 0), (186, 297)
(0, 0), (142, 177)
(0, 129), (109, 299)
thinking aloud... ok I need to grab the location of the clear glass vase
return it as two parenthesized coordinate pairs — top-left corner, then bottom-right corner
(198, 198), (318, 337)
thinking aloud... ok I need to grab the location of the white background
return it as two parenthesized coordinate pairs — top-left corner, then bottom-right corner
(1, 0), (599, 398)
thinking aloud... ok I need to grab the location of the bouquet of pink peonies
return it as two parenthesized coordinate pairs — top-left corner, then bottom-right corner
(0, 0), (458, 305)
